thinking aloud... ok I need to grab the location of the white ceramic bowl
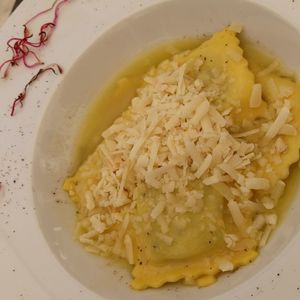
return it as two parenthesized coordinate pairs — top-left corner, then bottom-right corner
(32, 0), (300, 299)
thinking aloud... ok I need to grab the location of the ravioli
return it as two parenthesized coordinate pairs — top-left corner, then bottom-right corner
(64, 27), (300, 290)
(179, 28), (267, 122)
(258, 76), (300, 181)
(131, 186), (257, 289)
(135, 186), (224, 261)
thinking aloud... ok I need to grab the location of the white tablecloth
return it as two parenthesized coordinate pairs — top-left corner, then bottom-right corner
(0, 0), (15, 26)
(1, 0), (300, 299)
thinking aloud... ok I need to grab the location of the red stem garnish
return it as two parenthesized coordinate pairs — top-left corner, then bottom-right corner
(11, 64), (63, 116)
(0, 0), (68, 78)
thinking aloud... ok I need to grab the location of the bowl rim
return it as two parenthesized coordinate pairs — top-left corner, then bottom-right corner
(1, 0), (300, 299)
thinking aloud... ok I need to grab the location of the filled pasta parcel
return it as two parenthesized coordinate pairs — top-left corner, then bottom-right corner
(64, 26), (300, 290)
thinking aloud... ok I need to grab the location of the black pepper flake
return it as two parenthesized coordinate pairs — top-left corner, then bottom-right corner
(139, 262), (143, 265)
(208, 240), (212, 244)
(277, 273), (280, 276)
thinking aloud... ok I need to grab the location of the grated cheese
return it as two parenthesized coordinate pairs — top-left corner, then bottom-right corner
(258, 60), (279, 77)
(85, 191), (96, 211)
(274, 137), (287, 153)
(195, 154), (212, 178)
(218, 259), (234, 272)
(151, 201), (165, 219)
(224, 234), (238, 249)
(90, 214), (107, 234)
(124, 234), (134, 264)
(279, 124), (297, 136)
(265, 106), (290, 140)
(156, 232), (174, 246)
(228, 22), (243, 33)
(228, 200), (247, 233)
(191, 100), (210, 125)
(212, 183), (234, 201)
(233, 128), (260, 138)
(219, 163), (244, 184)
(245, 178), (270, 190)
(259, 225), (273, 248)
(262, 197), (274, 210)
(265, 214), (277, 226)
(249, 84), (262, 108)
(270, 180), (286, 203)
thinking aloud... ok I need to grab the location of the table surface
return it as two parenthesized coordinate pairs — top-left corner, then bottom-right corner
(1, 0), (300, 299)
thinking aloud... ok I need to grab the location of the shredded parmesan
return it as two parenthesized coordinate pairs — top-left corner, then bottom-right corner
(151, 202), (165, 219)
(262, 197), (274, 210)
(219, 163), (244, 183)
(228, 200), (247, 233)
(259, 225), (273, 248)
(265, 106), (290, 140)
(249, 84), (262, 108)
(265, 214), (277, 226)
(212, 183), (234, 201)
(274, 137), (287, 153)
(124, 234), (134, 264)
(245, 178), (270, 190)
(258, 60), (279, 77)
(90, 215), (106, 233)
(218, 259), (234, 272)
(224, 233), (238, 249)
(195, 154), (212, 178)
(228, 22), (243, 33)
(279, 124), (297, 136)
(233, 128), (260, 138)
(156, 232), (173, 246)
(271, 180), (286, 202)
(191, 100), (210, 125)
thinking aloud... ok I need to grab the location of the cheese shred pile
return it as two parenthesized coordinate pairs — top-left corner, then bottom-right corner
(64, 26), (300, 290)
